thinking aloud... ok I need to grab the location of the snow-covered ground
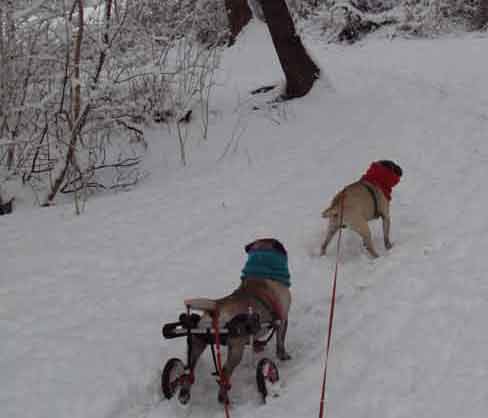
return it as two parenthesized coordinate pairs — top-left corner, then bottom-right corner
(2, 21), (488, 418)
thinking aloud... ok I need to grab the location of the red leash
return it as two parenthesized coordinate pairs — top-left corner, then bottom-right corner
(212, 311), (231, 418)
(318, 193), (345, 418)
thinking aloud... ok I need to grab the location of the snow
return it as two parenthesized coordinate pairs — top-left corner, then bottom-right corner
(2, 20), (488, 418)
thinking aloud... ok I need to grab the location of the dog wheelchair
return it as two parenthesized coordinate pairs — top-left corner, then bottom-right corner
(161, 298), (281, 405)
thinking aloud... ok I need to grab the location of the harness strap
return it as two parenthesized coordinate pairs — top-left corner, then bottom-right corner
(212, 311), (231, 417)
(241, 287), (284, 321)
(240, 290), (280, 354)
(360, 180), (380, 219)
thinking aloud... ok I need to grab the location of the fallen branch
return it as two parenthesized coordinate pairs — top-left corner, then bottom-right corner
(330, 2), (399, 43)
(60, 156), (142, 194)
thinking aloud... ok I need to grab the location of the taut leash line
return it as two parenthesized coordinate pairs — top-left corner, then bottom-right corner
(319, 193), (345, 418)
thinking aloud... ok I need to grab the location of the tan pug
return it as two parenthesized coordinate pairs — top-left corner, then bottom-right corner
(320, 160), (403, 258)
(183, 238), (292, 403)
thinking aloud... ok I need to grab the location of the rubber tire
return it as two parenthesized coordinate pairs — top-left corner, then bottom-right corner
(256, 357), (279, 402)
(161, 358), (185, 399)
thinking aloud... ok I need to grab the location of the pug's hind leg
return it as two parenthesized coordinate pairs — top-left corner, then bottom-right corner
(276, 320), (291, 361)
(350, 220), (379, 258)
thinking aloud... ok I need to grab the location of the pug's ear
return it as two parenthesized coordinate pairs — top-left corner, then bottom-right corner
(245, 238), (287, 255)
(270, 239), (287, 256)
(245, 240), (257, 253)
(378, 160), (403, 177)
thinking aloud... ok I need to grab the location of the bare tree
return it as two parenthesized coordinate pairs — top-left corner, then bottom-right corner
(258, 0), (320, 99)
(0, 0), (16, 170)
(1, 0), (223, 209)
(46, 0), (86, 205)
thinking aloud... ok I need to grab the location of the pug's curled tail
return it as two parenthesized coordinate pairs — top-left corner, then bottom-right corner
(321, 191), (345, 218)
(321, 206), (336, 218)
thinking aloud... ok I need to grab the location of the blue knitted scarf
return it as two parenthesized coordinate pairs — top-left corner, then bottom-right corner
(240, 250), (291, 288)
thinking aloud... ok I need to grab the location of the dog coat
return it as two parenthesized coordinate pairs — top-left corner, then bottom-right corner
(240, 249), (290, 288)
(361, 161), (401, 201)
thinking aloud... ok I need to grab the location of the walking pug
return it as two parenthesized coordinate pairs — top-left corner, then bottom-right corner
(183, 238), (292, 403)
(320, 160), (403, 258)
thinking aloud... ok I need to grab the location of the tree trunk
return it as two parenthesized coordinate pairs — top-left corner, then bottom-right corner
(0, 6), (5, 139)
(474, 0), (488, 30)
(258, 0), (320, 100)
(45, 0), (86, 205)
(225, 0), (253, 46)
(2, 0), (16, 169)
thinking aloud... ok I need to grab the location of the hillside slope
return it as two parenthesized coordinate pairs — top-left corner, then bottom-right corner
(2, 22), (488, 418)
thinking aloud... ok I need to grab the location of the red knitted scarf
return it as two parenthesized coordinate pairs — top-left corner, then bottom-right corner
(361, 162), (401, 201)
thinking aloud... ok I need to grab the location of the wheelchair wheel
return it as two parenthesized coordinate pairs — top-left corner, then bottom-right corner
(256, 358), (280, 403)
(161, 358), (186, 400)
